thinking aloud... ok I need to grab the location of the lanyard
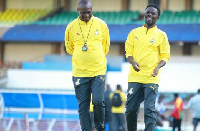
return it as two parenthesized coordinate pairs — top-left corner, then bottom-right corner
(78, 18), (94, 45)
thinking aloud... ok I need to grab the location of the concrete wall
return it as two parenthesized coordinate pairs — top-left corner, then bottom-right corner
(193, 0), (200, 10)
(4, 43), (52, 62)
(0, 27), (11, 38)
(168, 0), (185, 11)
(192, 45), (200, 55)
(130, 0), (148, 12)
(93, 0), (122, 11)
(170, 44), (183, 56)
(6, 57), (200, 93)
(68, 0), (200, 12)
(6, 69), (73, 90)
(107, 44), (121, 56)
(5, 0), (200, 11)
(6, 0), (53, 9)
(70, 0), (150, 12)
(70, 0), (122, 11)
(3, 42), (199, 63)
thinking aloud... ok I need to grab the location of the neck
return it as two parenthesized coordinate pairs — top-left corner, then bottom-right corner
(79, 17), (92, 23)
(145, 24), (155, 29)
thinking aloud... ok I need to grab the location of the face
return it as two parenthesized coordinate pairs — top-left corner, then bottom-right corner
(144, 6), (159, 27)
(77, 3), (92, 22)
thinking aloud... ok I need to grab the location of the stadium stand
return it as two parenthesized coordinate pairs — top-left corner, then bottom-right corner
(0, 93), (42, 119)
(0, 92), (78, 119)
(30, 10), (200, 25)
(0, 0), (200, 130)
(22, 54), (72, 71)
(21, 54), (123, 71)
(157, 10), (200, 24)
(0, 9), (50, 25)
(1, 24), (200, 43)
(33, 11), (140, 25)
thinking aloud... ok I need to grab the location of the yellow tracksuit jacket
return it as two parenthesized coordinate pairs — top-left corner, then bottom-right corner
(125, 25), (170, 84)
(65, 16), (110, 77)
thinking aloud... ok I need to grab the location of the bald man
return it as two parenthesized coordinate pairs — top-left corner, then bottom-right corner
(65, 0), (110, 130)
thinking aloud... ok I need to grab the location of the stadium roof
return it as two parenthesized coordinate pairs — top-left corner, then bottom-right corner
(1, 24), (200, 42)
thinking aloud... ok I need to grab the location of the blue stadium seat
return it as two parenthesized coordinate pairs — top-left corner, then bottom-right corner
(0, 92), (79, 120)
(1, 93), (42, 119)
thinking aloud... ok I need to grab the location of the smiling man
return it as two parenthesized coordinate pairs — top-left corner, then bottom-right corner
(125, 4), (170, 131)
(65, 0), (110, 131)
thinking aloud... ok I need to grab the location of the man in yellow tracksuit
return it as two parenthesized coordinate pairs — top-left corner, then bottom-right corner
(125, 4), (170, 131)
(65, 0), (110, 131)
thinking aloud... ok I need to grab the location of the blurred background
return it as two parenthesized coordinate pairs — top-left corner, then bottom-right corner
(0, 0), (200, 130)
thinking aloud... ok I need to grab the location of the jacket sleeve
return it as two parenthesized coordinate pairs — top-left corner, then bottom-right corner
(65, 23), (74, 55)
(102, 24), (110, 55)
(159, 33), (170, 63)
(125, 30), (134, 58)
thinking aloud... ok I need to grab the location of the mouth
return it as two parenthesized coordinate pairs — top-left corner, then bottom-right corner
(147, 17), (152, 21)
(84, 18), (90, 22)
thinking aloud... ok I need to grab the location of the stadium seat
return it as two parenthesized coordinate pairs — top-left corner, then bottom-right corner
(0, 93), (42, 119)
(0, 9), (50, 25)
(33, 10), (140, 25)
(1, 9), (200, 25)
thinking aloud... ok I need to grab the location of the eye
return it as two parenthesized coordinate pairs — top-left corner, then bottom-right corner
(80, 12), (85, 14)
(152, 12), (156, 15)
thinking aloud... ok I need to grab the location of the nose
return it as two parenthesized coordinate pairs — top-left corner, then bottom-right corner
(84, 13), (89, 17)
(147, 12), (152, 17)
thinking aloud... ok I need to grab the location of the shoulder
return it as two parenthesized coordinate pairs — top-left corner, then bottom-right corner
(120, 91), (126, 96)
(191, 95), (200, 101)
(93, 16), (108, 27)
(135, 26), (143, 31)
(157, 28), (168, 37)
(129, 26), (143, 34)
(66, 18), (78, 30)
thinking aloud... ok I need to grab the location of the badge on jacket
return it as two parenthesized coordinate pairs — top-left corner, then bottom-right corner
(95, 30), (99, 35)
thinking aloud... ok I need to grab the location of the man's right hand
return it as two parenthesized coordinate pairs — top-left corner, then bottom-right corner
(131, 61), (140, 72)
(127, 56), (140, 72)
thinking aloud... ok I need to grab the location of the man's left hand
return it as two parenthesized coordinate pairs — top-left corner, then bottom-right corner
(152, 67), (159, 77)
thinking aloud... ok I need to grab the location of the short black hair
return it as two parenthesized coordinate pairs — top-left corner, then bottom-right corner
(117, 84), (121, 90)
(174, 93), (179, 98)
(145, 4), (160, 16)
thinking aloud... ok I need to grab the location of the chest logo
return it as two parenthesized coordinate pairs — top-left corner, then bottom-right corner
(135, 36), (138, 40)
(94, 30), (99, 35)
(77, 33), (80, 35)
(150, 38), (155, 43)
